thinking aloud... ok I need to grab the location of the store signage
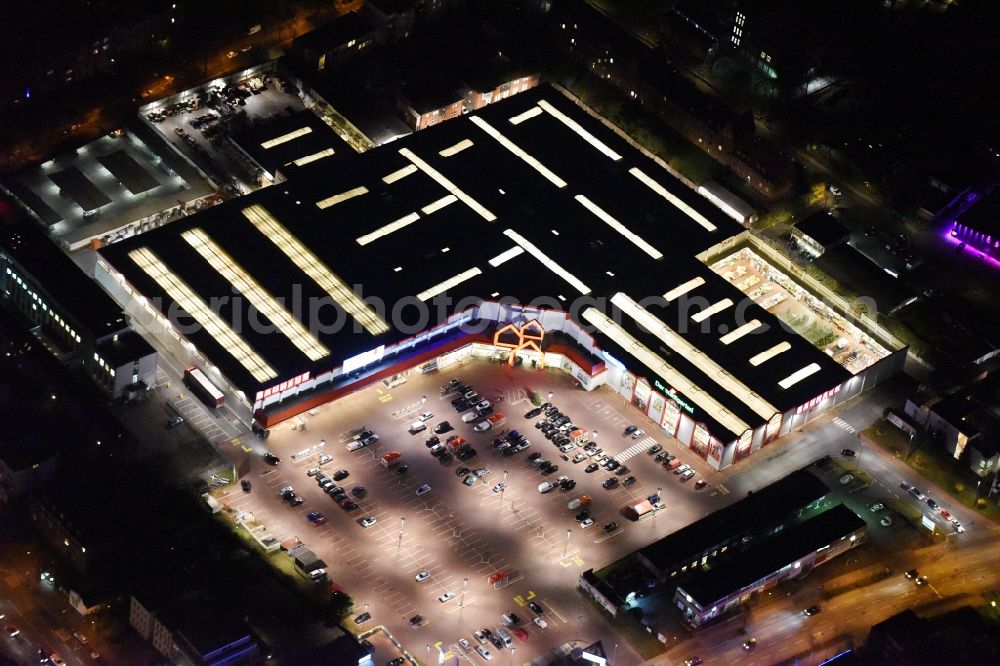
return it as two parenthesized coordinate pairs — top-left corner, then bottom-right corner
(654, 379), (695, 414)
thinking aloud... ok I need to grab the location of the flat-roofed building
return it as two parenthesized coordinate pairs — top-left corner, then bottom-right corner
(674, 504), (867, 626)
(96, 86), (897, 470)
(0, 220), (156, 398)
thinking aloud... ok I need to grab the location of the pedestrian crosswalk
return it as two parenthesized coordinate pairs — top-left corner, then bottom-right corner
(832, 417), (856, 434)
(614, 436), (657, 462)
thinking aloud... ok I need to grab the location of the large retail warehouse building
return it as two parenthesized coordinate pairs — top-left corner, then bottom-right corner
(97, 86), (903, 470)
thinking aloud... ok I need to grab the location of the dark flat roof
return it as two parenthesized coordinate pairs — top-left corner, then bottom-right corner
(639, 469), (829, 569)
(399, 73), (462, 114)
(2, 220), (127, 339)
(48, 166), (112, 211)
(679, 504), (867, 606)
(230, 110), (350, 179)
(5, 181), (62, 226)
(293, 11), (373, 54)
(96, 150), (159, 195)
(95, 329), (156, 366)
(956, 189), (1000, 238)
(794, 211), (850, 248)
(100, 86), (849, 429)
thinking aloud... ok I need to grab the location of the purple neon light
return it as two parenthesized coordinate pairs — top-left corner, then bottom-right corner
(941, 226), (1000, 270)
(949, 221), (1000, 248)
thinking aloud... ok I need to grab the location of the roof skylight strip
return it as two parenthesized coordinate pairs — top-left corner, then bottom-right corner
(242, 205), (390, 335)
(503, 229), (591, 295)
(383, 164), (418, 184)
(750, 341), (792, 367)
(421, 194), (458, 215)
(417, 267), (483, 302)
(690, 298), (734, 323)
(582, 307), (751, 436)
(629, 167), (717, 232)
(439, 139), (474, 157)
(778, 363), (822, 389)
(316, 186), (369, 209)
(538, 100), (622, 161)
(469, 116), (567, 188)
(488, 246), (525, 267)
(261, 126), (312, 149)
(181, 229), (329, 362)
(574, 195), (663, 259)
(663, 277), (705, 301)
(398, 147), (496, 221)
(127, 247), (277, 382)
(355, 212), (421, 246)
(612, 293), (777, 421)
(288, 148), (335, 167)
(720, 319), (764, 345)
(509, 106), (543, 125)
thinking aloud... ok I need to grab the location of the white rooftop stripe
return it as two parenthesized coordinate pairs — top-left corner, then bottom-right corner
(355, 212), (421, 246)
(582, 307), (751, 436)
(778, 363), (822, 389)
(613, 293), (777, 421)
(288, 148), (335, 167)
(690, 298), (733, 323)
(509, 106), (544, 125)
(182, 228), (329, 362)
(439, 139), (474, 157)
(469, 116), (567, 188)
(538, 99), (622, 161)
(503, 229), (590, 295)
(261, 126), (312, 149)
(383, 164), (418, 184)
(663, 277), (705, 301)
(417, 267), (483, 302)
(127, 246), (277, 382)
(749, 341), (791, 367)
(720, 319), (764, 345)
(242, 205), (389, 336)
(629, 167), (717, 232)
(421, 194), (458, 215)
(574, 195), (663, 259)
(316, 186), (368, 209)
(398, 147), (497, 221)
(488, 246), (525, 267)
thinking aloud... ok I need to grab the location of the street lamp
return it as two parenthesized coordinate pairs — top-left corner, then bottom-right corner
(397, 516), (405, 549)
(654, 487), (662, 516)
(509, 646), (516, 666)
(611, 643), (618, 665)
(499, 470), (509, 506)
(459, 577), (469, 608)
(563, 528), (572, 559)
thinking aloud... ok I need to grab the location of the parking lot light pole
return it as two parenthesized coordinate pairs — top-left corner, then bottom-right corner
(654, 488), (662, 516)
(509, 646), (516, 665)
(499, 470), (508, 505)
(398, 516), (405, 549)
(563, 529), (572, 559)
(459, 577), (469, 608)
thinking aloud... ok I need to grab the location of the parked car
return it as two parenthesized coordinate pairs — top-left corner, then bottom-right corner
(841, 448), (856, 457)
(839, 474), (854, 485)
(416, 484), (432, 496)
(434, 421), (453, 434)
(602, 478), (619, 489)
(360, 516), (377, 528)
(240, 479), (251, 493)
